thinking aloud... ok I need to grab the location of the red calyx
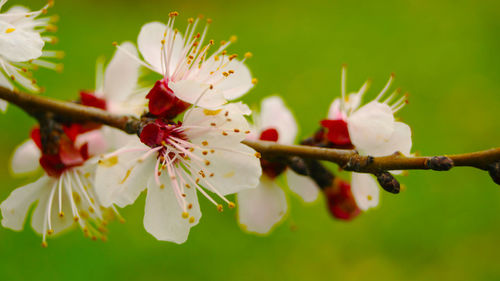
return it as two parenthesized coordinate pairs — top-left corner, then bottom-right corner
(31, 127), (89, 177)
(320, 119), (352, 147)
(80, 91), (107, 110)
(139, 119), (186, 148)
(146, 79), (190, 119)
(324, 179), (361, 221)
(258, 128), (287, 178)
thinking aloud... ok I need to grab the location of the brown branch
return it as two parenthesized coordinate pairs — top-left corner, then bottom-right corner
(243, 140), (500, 172)
(1, 86), (499, 181)
(0, 87), (141, 134)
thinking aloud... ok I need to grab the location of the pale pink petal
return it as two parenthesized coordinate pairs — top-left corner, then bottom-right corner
(143, 173), (201, 243)
(237, 176), (287, 234)
(351, 172), (379, 211)
(75, 130), (108, 157)
(0, 175), (51, 231)
(10, 139), (40, 175)
(260, 96), (297, 145)
(286, 169), (319, 203)
(103, 41), (140, 103)
(367, 122), (412, 157)
(0, 22), (44, 62)
(137, 22), (166, 72)
(94, 146), (154, 207)
(348, 101), (395, 154)
(169, 80), (227, 109)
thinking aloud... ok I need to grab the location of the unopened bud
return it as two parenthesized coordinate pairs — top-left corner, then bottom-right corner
(426, 156), (454, 171)
(376, 172), (400, 194)
(488, 162), (500, 185)
(286, 156), (308, 176)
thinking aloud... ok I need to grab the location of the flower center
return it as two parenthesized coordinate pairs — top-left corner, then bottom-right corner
(258, 128), (286, 178)
(319, 119), (353, 148)
(146, 79), (191, 119)
(324, 179), (360, 220)
(32, 93), (107, 177)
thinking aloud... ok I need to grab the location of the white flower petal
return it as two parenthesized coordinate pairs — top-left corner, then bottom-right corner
(103, 41), (140, 103)
(367, 122), (412, 157)
(191, 142), (262, 196)
(143, 173), (201, 243)
(213, 59), (253, 100)
(285, 169), (319, 203)
(327, 98), (342, 120)
(31, 175), (75, 235)
(137, 22), (166, 72)
(0, 22), (44, 62)
(0, 175), (50, 231)
(94, 146), (154, 207)
(101, 126), (138, 151)
(183, 103), (251, 143)
(237, 176), (287, 234)
(260, 96), (297, 145)
(169, 80), (227, 109)
(351, 172), (379, 211)
(348, 101), (395, 154)
(74, 130), (108, 157)
(194, 56), (253, 100)
(10, 139), (40, 175)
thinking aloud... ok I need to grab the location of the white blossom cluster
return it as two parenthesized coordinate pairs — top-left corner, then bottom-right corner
(0, 3), (412, 246)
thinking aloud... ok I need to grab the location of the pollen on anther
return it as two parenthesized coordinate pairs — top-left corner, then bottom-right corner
(229, 35), (238, 42)
(222, 131), (228, 136)
(47, 229), (54, 235)
(217, 204), (224, 212)
(205, 160), (211, 166)
(252, 78), (258, 85)
(189, 217), (195, 223)
(234, 129), (240, 133)
(187, 203), (193, 209)
(228, 202), (235, 209)
(202, 151), (208, 155)
(244, 52), (253, 59)
(245, 130), (251, 134)
(41, 241), (48, 248)
(202, 141), (208, 146)
(182, 212), (189, 219)
(59, 211), (65, 218)
(185, 184), (191, 188)
(73, 216), (79, 222)
(255, 152), (262, 158)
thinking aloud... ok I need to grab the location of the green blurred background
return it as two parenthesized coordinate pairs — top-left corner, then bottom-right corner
(1, 0), (500, 280)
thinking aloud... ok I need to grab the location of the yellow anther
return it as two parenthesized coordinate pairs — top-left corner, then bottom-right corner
(207, 18), (213, 24)
(244, 52), (253, 59)
(188, 17), (194, 24)
(5, 28), (15, 34)
(201, 141), (208, 146)
(251, 78), (258, 85)
(234, 129), (240, 133)
(229, 35), (237, 42)
(46, 24), (58, 32)
(73, 216), (79, 222)
(112, 41), (118, 46)
(205, 160), (210, 166)
(161, 39), (165, 44)
(169, 11), (179, 17)
(187, 203), (193, 209)
(209, 39), (215, 45)
(59, 211), (65, 218)
(47, 229), (54, 235)
(182, 212), (189, 219)
(160, 184), (165, 189)
(217, 204), (224, 212)
(222, 72), (229, 77)
(189, 217), (195, 223)
(228, 54), (238, 61)
(228, 202), (235, 209)
(48, 0), (55, 8)
(255, 152), (262, 158)
(41, 241), (48, 248)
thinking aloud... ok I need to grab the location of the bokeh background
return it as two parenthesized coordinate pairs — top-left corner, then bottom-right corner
(1, 0), (500, 280)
